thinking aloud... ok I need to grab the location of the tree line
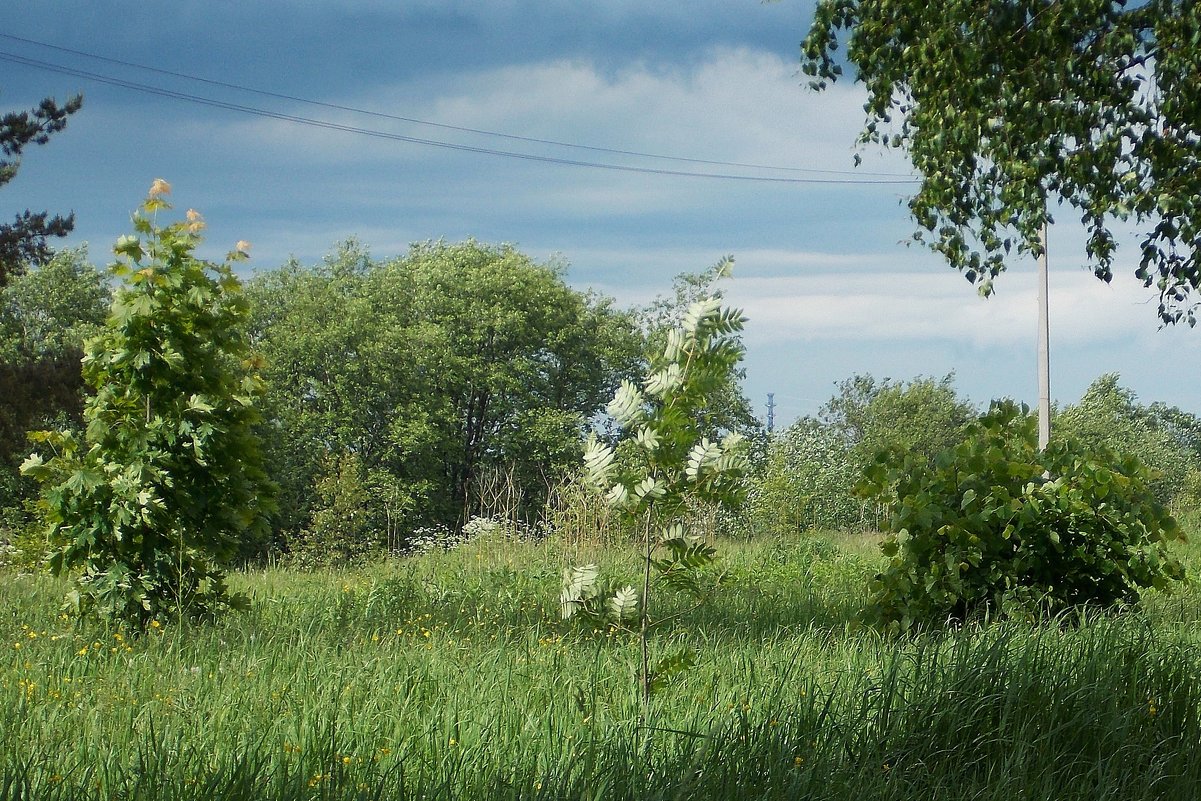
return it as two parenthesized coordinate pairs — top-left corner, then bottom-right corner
(6, 236), (1199, 570)
(0, 229), (767, 567)
(746, 372), (1201, 537)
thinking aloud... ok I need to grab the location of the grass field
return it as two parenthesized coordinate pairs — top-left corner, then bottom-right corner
(3, 531), (1201, 800)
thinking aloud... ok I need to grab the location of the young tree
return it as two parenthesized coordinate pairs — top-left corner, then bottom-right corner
(639, 260), (761, 437)
(565, 261), (749, 714)
(803, 1), (1201, 324)
(21, 181), (274, 627)
(1, 93), (83, 285)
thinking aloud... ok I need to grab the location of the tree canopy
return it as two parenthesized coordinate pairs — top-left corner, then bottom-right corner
(803, 1), (1201, 324)
(819, 372), (976, 466)
(1, 93), (83, 286)
(246, 240), (644, 552)
(0, 249), (108, 511)
(1054, 373), (1200, 504)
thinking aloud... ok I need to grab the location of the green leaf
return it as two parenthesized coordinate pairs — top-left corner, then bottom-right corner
(686, 438), (722, 480)
(648, 648), (697, 695)
(633, 476), (666, 501)
(961, 488), (977, 509)
(113, 235), (143, 260)
(18, 452), (47, 478)
(583, 435), (616, 487)
(608, 586), (639, 621)
(606, 380), (646, 427)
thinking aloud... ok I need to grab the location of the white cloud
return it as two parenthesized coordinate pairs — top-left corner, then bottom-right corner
(725, 266), (1198, 352)
(190, 47), (912, 215)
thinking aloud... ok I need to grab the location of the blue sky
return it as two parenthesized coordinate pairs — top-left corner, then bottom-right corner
(4, 1), (1198, 426)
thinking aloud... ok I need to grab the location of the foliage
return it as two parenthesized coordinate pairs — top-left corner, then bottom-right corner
(1147, 399), (1201, 461)
(20, 182), (274, 627)
(565, 260), (750, 707)
(803, 1), (1201, 324)
(745, 417), (866, 535)
(0, 247), (108, 363)
(742, 373), (973, 536)
(0, 92), (83, 285)
(0, 249), (108, 515)
(821, 373), (976, 467)
(541, 470), (633, 549)
(637, 259), (761, 438)
(1175, 470), (1201, 522)
(860, 401), (1186, 631)
(247, 239), (643, 551)
(1055, 373), (1200, 505)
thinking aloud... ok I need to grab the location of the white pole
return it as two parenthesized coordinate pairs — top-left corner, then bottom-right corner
(1037, 220), (1051, 450)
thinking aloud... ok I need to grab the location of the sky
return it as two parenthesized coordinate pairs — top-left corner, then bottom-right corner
(3, 1), (1199, 427)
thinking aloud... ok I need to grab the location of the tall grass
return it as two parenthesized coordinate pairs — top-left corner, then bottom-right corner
(3, 533), (1200, 800)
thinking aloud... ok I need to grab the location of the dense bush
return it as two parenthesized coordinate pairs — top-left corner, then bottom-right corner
(743, 374), (975, 536)
(21, 184), (274, 627)
(745, 418), (867, 534)
(860, 401), (1186, 631)
(821, 373), (977, 468)
(1055, 373), (1200, 505)
(0, 249), (108, 525)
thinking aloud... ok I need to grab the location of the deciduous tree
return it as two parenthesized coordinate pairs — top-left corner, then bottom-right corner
(247, 239), (643, 552)
(1054, 373), (1199, 504)
(0, 249), (107, 512)
(22, 183), (273, 627)
(803, 1), (1201, 323)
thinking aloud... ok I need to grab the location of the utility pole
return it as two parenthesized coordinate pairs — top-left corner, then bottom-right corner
(1037, 220), (1051, 450)
(766, 393), (776, 434)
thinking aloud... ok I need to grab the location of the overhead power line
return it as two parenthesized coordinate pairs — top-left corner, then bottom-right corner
(0, 32), (918, 181)
(0, 51), (919, 186)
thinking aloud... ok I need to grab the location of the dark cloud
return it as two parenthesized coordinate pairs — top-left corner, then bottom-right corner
(8, 1), (813, 92)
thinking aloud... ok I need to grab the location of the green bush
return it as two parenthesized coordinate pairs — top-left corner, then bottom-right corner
(821, 373), (977, 470)
(288, 451), (419, 566)
(860, 401), (1186, 631)
(0, 503), (38, 571)
(744, 419), (868, 534)
(1055, 374), (1199, 505)
(21, 183), (274, 628)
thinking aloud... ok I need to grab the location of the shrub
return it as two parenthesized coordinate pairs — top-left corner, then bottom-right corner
(859, 400), (1186, 631)
(821, 373), (977, 470)
(741, 374), (975, 538)
(294, 451), (380, 564)
(565, 261), (749, 709)
(1055, 374), (1198, 505)
(745, 418), (869, 535)
(21, 182), (274, 628)
(0, 500), (47, 572)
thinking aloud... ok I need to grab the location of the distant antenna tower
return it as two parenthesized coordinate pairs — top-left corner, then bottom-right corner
(766, 392), (776, 433)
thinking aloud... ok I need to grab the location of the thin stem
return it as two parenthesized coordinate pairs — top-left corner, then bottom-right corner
(639, 506), (653, 724)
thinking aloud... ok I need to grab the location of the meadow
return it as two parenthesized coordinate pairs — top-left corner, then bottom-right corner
(3, 530), (1201, 801)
